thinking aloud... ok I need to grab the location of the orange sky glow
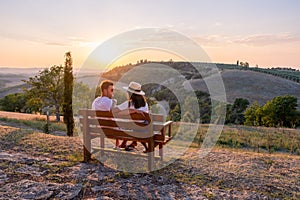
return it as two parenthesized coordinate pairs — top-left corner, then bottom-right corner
(1, 1), (299, 70)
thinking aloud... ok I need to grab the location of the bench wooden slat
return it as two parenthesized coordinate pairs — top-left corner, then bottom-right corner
(151, 114), (165, 122)
(79, 109), (151, 120)
(89, 127), (154, 138)
(80, 118), (149, 131)
(80, 117), (168, 132)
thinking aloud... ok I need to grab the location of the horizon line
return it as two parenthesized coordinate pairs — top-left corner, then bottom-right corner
(0, 60), (299, 70)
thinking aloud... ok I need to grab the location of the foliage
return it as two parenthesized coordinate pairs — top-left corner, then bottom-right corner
(250, 67), (300, 83)
(155, 89), (212, 123)
(24, 65), (64, 121)
(244, 102), (261, 126)
(245, 95), (299, 128)
(226, 98), (250, 124)
(113, 89), (127, 105)
(72, 82), (94, 115)
(0, 93), (27, 112)
(182, 96), (199, 122)
(195, 91), (212, 123)
(153, 87), (178, 110)
(0, 81), (94, 120)
(169, 104), (181, 121)
(63, 52), (74, 136)
(216, 63), (300, 83)
(25, 96), (43, 113)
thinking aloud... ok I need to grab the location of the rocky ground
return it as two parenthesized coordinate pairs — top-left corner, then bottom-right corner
(1, 122), (300, 199)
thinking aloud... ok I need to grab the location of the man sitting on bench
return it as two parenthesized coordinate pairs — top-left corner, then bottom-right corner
(92, 80), (116, 111)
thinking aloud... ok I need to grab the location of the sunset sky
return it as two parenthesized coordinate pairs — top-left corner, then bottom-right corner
(1, 0), (300, 69)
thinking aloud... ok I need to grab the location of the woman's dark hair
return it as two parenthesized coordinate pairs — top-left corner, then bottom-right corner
(128, 92), (146, 109)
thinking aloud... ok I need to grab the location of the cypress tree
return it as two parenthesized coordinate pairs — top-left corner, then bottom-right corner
(63, 52), (74, 136)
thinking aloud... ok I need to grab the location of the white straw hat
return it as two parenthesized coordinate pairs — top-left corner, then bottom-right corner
(123, 81), (145, 95)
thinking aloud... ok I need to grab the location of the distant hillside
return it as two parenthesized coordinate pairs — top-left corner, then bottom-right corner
(0, 83), (30, 99)
(218, 64), (300, 83)
(103, 61), (300, 83)
(189, 69), (300, 109)
(102, 62), (300, 109)
(0, 68), (42, 98)
(0, 68), (102, 98)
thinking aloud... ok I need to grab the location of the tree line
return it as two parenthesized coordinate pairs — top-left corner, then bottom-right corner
(160, 90), (300, 128)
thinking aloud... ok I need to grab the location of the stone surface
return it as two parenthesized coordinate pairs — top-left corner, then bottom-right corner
(0, 179), (82, 200)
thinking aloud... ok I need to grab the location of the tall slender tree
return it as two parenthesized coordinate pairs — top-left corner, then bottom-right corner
(63, 52), (74, 136)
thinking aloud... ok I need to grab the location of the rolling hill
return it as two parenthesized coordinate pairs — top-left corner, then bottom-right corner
(188, 69), (300, 109)
(102, 62), (300, 109)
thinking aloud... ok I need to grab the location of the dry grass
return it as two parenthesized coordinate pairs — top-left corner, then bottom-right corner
(0, 125), (81, 160)
(0, 111), (59, 121)
(171, 123), (300, 155)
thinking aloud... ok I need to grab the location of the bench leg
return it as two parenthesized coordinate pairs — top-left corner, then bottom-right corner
(159, 144), (163, 161)
(83, 145), (91, 162)
(100, 136), (105, 157)
(148, 140), (154, 172)
(83, 132), (91, 162)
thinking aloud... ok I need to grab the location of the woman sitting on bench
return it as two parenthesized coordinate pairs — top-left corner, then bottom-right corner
(116, 81), (149, 152)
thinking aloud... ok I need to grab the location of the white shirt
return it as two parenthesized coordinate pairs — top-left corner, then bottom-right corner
(117, 101), (149, 113)
(92, 96), (113, 111)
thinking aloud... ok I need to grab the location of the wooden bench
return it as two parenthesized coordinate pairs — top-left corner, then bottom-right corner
(78, 109), (173, 171)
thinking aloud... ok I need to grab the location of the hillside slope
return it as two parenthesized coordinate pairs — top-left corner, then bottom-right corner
(189, 69), (300, 108)
(1, 123), (300, 199)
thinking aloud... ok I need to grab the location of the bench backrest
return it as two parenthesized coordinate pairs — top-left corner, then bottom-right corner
(78, 109), (166, 140)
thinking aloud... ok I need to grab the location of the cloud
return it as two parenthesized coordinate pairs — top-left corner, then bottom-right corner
(193, 35), (232, 47)
(0, 30), (94, 47)
(233, 33), (300, 46)
(64, 36), (96, 47)
(44, 36), (95, 47)
(44, 42), (70, 46)
(193, 33), (300, 47)
(214, 22), (222, 27)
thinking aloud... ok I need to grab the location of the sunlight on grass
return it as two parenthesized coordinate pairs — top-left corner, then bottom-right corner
(0, 117), (66, 133)
(171, 123), (300, 155)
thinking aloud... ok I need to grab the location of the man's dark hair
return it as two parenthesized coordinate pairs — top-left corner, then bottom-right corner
(128, 92), (146, 109)
(95, 80), (113, 98)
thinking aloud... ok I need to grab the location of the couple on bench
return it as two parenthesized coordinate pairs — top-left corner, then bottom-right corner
(92, 80), (149, 152)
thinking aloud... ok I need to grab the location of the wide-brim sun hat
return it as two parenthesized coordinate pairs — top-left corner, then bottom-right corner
(123, 81), (145, 95)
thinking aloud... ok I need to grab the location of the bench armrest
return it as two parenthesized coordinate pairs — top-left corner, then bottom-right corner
(162, 121), (173, 137)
